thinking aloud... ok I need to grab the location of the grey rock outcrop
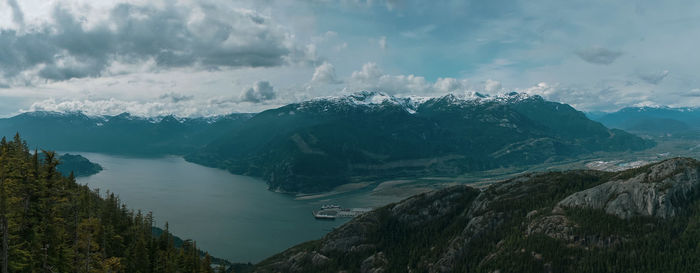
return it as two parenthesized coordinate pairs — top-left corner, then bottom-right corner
(527, 215), (625, 248)
(253, 249), (331, 273)
(361, 252), (388, 273)
(557, 158), (700, 219)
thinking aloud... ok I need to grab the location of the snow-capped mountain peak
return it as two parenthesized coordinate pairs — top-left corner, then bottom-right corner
(347, 91), (397, 105)
(294, 91), (544, 115)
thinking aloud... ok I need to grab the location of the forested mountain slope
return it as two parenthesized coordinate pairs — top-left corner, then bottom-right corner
(0, 134), (223, 273)
(55, 154), (103, 177)
(188, 91), (654, 193)
(0, 112), (253, 155)
(254, 158), (700, 273)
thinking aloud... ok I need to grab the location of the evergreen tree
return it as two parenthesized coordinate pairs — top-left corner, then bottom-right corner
(0, 134), (216, 273)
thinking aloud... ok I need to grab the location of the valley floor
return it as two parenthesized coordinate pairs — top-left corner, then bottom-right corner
(295, 136), (700, 206)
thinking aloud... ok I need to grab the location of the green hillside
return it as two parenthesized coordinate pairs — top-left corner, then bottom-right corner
(188, 92), (654, 193)
(0, 134), (223, 273)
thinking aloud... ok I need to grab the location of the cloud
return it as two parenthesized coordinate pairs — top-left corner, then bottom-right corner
(351, 62), (384, 82)
(159, 92), (194, 103)
(350, 62), (429, 94)
(520, 82), (559, 97)
(350, 62), (464, 95)
(339, 0), (404, 11)
(348, 63), (513, 96)
(378, 36), (387, 49)
(24, 93), (276, 117)
(518, 82), (634, 111)
(311, 61), (341, 84)
(512, 80), (694, 112)
(400, 24), (436, 39)
(334, 42), (348, 52)
(517, 82), (616, 110)
(6, 0), (24, 27)
(680, 88), (700, 97)
(575, 47), (623, 65)
(484, 79), (502, 93)
(27, 98), (206, 117)
(0, 2), (303, 83)
(6, 0), (700, 117)
(638, 70), (669, 85)
(302, 44), (320, 64)
(433, 77), (468, 93)
(240, 81), (276, 103)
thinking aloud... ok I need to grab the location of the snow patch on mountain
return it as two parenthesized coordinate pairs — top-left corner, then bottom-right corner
(294, 91), (543, 115)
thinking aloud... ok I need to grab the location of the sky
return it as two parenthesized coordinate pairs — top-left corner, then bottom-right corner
(0, 0), (699, 117)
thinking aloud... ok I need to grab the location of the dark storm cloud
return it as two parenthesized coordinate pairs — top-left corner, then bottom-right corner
(240, 81), (276, 103)
(0, 2), (295, 81)
(575, 47), (623, 65)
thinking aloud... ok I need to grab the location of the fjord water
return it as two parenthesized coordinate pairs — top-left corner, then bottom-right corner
(75, 153), (353, 263)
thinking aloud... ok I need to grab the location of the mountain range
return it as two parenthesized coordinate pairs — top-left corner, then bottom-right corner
(591, 106), (700, 136)
(187, 91), (654, 193)
(0, 111), (252, 155)
(253, 158), (700, 272)
(1, 92), (656, 194)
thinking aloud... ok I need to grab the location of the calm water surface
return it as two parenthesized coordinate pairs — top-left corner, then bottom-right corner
(75, 153), (374, 263)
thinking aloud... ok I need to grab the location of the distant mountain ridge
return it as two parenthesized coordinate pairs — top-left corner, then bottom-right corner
(187, 91), (654, 193)
(592, 106), (700, 135)
(0, 111), (253, 155)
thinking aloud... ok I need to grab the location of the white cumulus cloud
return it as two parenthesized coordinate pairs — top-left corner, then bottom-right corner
(240, 81), (276, 103)
(378, 36), (387, 50)
(311, 62), (341, 84)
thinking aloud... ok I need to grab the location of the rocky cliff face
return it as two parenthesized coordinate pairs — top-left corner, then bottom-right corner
(253, 158), (700, 273)
(557, 158), (700, 219)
